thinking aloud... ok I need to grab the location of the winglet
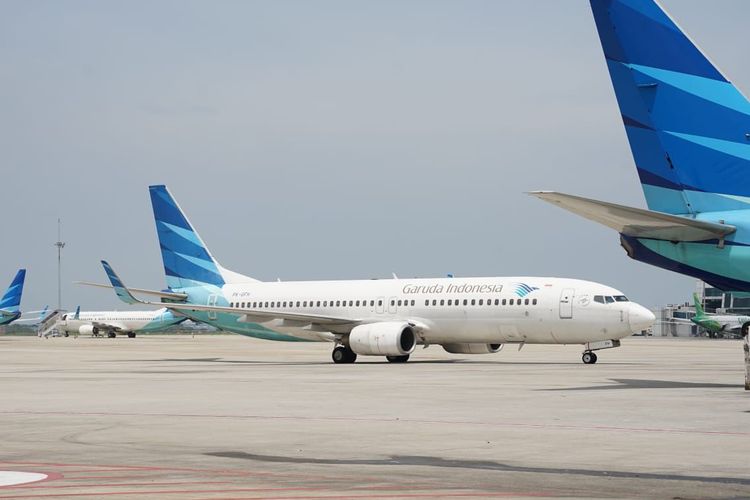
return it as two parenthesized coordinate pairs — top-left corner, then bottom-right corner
(39, 305), (48, 320)
(73, 305), (80, 320)
(101, 261), (142, 305)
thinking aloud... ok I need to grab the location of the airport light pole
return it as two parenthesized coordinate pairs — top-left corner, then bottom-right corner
(54, 218), (65, 311)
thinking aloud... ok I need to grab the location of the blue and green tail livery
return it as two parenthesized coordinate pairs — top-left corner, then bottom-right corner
(0, 269), (26, 325)
(149, 185), (226, 290)
(591, 0), (750, 215)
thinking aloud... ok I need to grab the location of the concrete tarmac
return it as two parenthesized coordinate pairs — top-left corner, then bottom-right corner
(0, 335), (748, 499)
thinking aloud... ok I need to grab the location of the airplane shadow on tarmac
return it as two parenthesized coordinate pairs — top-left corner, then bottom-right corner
(541, 379), (739, 391)
(205, 451), (750, 487)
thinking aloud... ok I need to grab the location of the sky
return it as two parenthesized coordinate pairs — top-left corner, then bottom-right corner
(2, 0), (749, 311)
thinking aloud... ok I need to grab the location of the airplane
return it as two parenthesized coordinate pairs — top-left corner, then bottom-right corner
(92, 185), (654, 364)
(49, 305), (186, 338)
(531, 0), (750, 310)
(690, 293), (749, 339)
(0, 269), (26, 326)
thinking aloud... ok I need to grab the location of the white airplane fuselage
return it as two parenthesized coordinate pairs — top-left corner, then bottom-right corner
(196, 276), (653, 345)
(55, 309), (183, 337)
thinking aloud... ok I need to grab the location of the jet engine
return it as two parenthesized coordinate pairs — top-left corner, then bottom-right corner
(348, 322), (416, 356)
(442, 343), (503, 354)
(79, 325), (95, 336)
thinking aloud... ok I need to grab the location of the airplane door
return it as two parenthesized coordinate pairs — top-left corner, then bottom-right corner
(559, 288), (574, 319)
(388, 296), (397, 314)
(376, 297), (385, 314)
(207, 294), (218, 320)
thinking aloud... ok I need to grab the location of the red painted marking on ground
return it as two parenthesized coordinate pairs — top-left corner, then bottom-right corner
(2, 409), (747, 437)
(0, 488), (550, 499)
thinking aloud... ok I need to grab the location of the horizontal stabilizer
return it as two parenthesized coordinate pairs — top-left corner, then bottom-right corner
(529, 191), (735, 242)
(75, 281), (188, 302)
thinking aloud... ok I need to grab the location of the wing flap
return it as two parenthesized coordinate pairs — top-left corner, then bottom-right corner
(529, 191), (736, 242)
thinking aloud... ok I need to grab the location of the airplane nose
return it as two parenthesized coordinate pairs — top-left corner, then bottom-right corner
(629, 304), (656, 333)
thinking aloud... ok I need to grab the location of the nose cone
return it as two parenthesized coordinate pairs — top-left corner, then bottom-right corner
(629, 304), (656, 333)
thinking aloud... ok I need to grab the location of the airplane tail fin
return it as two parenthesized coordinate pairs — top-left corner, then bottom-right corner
(0, 269), (26, 313)
(590, 0), (750, 214)
(692, 293), (706, 318)
(73, 305), (80, 320)
(148, 185), (257, 290)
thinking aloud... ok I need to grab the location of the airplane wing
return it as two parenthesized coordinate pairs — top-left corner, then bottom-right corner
(529, 192), (736, 242)
(99, 261), (359, 328)
(74, 281), (188, 303)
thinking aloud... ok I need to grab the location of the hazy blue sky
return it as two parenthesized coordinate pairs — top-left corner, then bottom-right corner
(2, 0), (749, 311)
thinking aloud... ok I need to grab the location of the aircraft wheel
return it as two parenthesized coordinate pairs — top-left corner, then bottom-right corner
(386, 355), (410, 363)
(582, 351), (597, 364)
(332, 345), (357, 364)
(107, 332), (116, 338)
(127, 332), (136, 338)
(742, 322), (750, 338)
(63, 332), (69, 337)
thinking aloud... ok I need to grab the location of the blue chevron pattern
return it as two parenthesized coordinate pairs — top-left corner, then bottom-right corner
(591, 0), (750, 215)
(513, 283), (538, 298)
(149, 185), (225, 289)
(0, 269), (25, 325)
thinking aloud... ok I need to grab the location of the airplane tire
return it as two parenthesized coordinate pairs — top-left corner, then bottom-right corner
(742, 322), (750, 338)
(127, 332), (136, 338)
(386, 355), (410, 363)
(582, 351), (597, 364)
(107, 332), (116, 338)
(332, 346), (357, 364)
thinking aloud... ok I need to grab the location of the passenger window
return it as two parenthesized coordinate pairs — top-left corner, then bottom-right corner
(509, 299), (514, 305)
(356, 300), (360, 306)
(323, 301), (328, 307)
(432, 299), (437, 306)
(448, 299), (452, 306)
(425, 299), (429, 306)
(494, 299), (499, 305)
(397, 300), (402, 306)
(316, 301), (321, 307)
(411, 300), (415, 306)
(478, 299), (483, 306)
(378, 300), (382, 306)
(532, 298), (537, 305)
(371, 300), (375, 306)
(439, 299), (444, 306)
(517, 299), (522, 306)
(283, 301), (287, 308)
(349, 300), (353, 306)
(463, 299), (468, 305)
(390, 300), (395, 306)
(471, 299), (476, 306)
(524, 298), (529, 305)
(252, 302), (257, 308)
(230, 302), (234, 308)
(336, 300), (340, 307)
(502, 299), (506, 305)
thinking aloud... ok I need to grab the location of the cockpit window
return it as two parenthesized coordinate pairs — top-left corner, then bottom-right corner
(613, 295), (629, 302)
(605, 296), (615, 304)
(593, 295), (605, 304)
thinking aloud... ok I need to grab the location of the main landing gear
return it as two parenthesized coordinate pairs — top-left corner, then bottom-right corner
(127, 332), (136, 338)
(386, 355), (410, 363)
(332, 345), (357, 364)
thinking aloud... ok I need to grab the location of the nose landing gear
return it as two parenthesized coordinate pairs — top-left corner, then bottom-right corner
(581, 339), (620, 364)
(582, 351), (598, 364)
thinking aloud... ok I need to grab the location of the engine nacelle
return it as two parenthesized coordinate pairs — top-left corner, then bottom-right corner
(442, 343), (503, 355)
(348, 322), (416, 356)
(79, 324), (95, 336)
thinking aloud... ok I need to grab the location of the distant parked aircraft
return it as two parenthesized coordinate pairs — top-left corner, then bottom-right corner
(49, 305), (185, 338)
(690, 294), (749, 338)
(0, 269), (26, 326)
